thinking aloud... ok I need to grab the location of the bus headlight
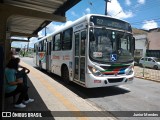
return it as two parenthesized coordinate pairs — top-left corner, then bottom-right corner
(126, 69), (133, 75)
(125, 66), (134, 75)
(88, 65), (103, 76)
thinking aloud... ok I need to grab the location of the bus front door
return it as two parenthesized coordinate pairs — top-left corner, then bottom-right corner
(74, 31), (86, 83)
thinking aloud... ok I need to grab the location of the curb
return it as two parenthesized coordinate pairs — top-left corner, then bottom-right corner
(135, 76), (160, 83)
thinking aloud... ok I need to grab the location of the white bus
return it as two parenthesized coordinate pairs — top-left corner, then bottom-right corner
(33, 14), (135, 88)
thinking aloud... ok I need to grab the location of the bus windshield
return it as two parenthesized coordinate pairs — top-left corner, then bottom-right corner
(89, 27), (134, 64)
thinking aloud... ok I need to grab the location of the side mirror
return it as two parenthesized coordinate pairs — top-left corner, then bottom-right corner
(89, 30), (95, 42)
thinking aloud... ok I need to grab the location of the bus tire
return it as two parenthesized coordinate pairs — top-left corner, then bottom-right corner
(61, 65), (70, 84)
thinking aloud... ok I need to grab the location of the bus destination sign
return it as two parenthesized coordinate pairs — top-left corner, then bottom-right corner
(90, 16), (132, 32)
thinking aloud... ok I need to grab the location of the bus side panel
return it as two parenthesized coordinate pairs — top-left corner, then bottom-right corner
(51, 50), (73, 80)
(46, 54), (51, 72)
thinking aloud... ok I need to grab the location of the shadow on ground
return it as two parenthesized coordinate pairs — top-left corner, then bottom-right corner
(35, 67), (130, 99)
(4, 76), (55, 120)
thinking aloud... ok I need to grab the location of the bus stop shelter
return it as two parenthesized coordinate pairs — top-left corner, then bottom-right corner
(0, 0), (81, 111)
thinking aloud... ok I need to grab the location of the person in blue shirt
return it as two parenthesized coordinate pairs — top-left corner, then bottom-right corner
(9, 51), (30, 86)
(14, 57), (30, 86)
(5, 58), (34, 108)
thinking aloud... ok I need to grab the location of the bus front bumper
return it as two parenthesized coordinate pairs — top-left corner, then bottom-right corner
(85, 74), (134, 88)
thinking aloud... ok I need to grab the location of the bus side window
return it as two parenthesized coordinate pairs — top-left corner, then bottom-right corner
(52, 36), (55, 51)
(39, 43), (41, 52)
(81, 31), (86, 56)
(40, 41), (44, 52)
(62, 28), (72, 50)
(49, 42), (51, 55)
(44, 42), (46, 52)
(42, 41), (44, 52)
(54, 33), (61, 51)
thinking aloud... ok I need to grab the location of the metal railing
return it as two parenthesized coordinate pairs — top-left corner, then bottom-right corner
(134, 66), (160, 82)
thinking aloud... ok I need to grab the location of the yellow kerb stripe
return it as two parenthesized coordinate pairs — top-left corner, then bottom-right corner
(22, 62), (88, 120)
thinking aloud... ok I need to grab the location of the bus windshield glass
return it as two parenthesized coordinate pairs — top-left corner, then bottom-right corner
(89, 28), (134, 64)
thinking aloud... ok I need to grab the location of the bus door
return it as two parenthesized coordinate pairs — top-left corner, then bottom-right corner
(33, 44), (38, 66)
(46, 41), (51, 72)
(74, 30), (86, 83)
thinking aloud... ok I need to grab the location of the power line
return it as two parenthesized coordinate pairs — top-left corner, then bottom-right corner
(114, 1), (160, 17)
(87, 0), (98, 13)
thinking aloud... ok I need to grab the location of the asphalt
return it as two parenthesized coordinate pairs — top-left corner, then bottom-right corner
(3, 61), (116, 120)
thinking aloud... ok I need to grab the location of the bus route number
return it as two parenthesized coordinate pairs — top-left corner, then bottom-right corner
(97, 19), (103, 25)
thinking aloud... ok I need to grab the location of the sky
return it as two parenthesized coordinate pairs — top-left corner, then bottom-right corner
(12, 0), (160, 48)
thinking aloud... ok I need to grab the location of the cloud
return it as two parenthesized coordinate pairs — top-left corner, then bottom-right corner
(11, 37), (29, 48)
(28, 37), (38, 48)
(38, 31), (43, 37)
(71, 11), (78, 17)
(83, 8), (91, 15)
(137, 0), (145, 4)
(142, 20), (158, 30)
(46, 21), (73, 33)
(125, 0), (131, 6)
(11, 42), (28, 48)
(11, 37), (38, 48)
(108, 0), (133, 19)
(85, 8), (91, 14)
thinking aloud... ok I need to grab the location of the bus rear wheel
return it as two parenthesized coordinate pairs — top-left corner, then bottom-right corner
(61, 65), (70, 84)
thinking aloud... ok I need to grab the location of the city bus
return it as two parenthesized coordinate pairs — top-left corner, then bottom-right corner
(33, 14), (135, 88)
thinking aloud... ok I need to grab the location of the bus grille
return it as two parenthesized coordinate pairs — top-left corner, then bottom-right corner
(108, 78), (124, 83)
(100, 66), (128, 75)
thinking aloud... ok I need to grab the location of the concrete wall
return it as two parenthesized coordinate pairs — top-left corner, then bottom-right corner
(134, 34), (147, 57)
(147, 32), (160, 50)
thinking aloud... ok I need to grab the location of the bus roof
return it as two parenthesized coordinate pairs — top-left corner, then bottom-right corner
(36, 14), (131, 43)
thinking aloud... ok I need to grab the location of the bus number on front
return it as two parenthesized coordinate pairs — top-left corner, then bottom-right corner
(97, 19), (103, 25)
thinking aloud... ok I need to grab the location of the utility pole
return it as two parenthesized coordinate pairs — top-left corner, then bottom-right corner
(27, 42), (29, 52)
(27, 38), (29, 52)
(105, 0), (111, 15)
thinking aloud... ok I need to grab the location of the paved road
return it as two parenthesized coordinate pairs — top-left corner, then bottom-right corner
(21, 57), (160, 120)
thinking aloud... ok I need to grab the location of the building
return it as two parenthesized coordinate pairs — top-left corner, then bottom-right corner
(132, 28), (148, 58)
(146, 28), (160, 58)
(147, 28), (160, 50)
(134, 34), (147, 57)
(133, 28), (160, 58)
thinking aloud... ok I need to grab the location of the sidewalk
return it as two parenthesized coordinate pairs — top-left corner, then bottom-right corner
(134, 66), (160, 83)
(4, 61), (116, 120)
